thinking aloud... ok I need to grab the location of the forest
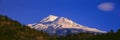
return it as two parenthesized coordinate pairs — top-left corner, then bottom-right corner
(0, 15), (120, 40)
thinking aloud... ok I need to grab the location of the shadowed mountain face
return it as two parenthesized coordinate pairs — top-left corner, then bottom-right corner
(0, 15), (52, 40)
(28, 15), (106, 36)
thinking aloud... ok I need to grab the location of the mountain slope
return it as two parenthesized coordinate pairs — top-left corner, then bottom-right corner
(28, 15), (106, 36)
(0, 15), (52, 40)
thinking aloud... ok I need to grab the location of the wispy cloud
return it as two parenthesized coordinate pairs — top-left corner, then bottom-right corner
(98, 2), (115, 11)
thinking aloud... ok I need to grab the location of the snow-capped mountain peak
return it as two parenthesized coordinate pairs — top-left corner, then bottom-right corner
(57, 17), (74, 25)
(40, 15), (58, 23)
(56, 17), (77, 28)
(28, 15), (106, 36)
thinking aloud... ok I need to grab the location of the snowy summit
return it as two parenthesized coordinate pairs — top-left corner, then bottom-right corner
(40, 15), (58, 23)
(28, 15), (106, 36)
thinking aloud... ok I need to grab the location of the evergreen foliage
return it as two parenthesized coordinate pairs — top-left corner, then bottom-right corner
(0, 15), (53, 40)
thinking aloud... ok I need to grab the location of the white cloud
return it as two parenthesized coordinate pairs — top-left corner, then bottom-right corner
(98, 2), (115, 11)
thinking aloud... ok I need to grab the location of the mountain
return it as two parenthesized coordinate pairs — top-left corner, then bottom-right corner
(28, 15), (106, 36)
(1, 14), (120, 40)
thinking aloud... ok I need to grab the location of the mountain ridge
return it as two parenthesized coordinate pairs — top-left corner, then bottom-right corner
(28, 15), (106, 36)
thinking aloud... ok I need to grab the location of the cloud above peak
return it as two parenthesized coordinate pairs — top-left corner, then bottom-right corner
(98, 2), (115, 11)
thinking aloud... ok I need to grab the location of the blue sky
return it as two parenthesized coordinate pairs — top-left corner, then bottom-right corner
(0, 0), (120, 32)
